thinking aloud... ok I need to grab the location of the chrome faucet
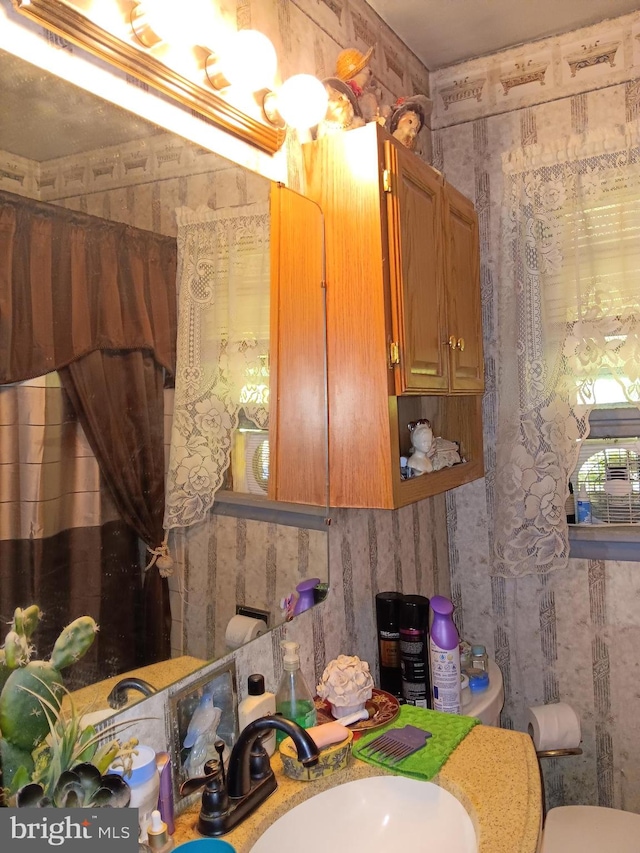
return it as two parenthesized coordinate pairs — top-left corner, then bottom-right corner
(107, 677), (157, 709)
(180, 715), (319, 836)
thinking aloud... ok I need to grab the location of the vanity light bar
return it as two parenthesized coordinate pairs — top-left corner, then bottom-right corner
(12, 0), (286, 154)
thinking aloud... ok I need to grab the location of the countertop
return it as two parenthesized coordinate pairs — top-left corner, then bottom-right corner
(173, 724), (542, 853)
(65, 655), (206, 719)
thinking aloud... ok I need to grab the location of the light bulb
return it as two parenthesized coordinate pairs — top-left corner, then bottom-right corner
(276, 74), (328, 130)
(137, 0), (216, 47)
(219, 30), (277, 91)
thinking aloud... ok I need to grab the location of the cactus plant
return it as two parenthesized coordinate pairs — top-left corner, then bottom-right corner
(0, 605), (98, 795)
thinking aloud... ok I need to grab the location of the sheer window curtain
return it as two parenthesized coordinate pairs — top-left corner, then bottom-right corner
(164, 202), (270, 530)
(493, 129), (640, 577)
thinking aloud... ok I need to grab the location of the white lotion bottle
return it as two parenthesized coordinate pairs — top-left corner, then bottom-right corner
(238, 673), (277, 756)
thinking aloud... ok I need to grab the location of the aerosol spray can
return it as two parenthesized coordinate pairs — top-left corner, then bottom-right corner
(375, 592), (403, 697)
(429, 595), (461, 714)
(399, 594), (431, 708)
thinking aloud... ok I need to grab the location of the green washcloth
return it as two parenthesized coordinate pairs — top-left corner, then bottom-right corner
(352, 705), (479, 781)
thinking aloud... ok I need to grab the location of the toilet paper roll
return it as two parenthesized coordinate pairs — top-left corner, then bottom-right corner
(525, 702), (581, 751)
(225, 615), (268, 650)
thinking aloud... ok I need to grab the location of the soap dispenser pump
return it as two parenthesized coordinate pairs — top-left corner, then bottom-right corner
(275, 640), (317, 744)
(147, 809), (174, 852)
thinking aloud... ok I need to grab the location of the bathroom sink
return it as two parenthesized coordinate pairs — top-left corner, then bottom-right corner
(249, 775), (477, 853)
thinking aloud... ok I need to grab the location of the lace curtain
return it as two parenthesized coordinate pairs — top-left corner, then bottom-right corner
(493, 129), (640, 577)
(164, 203), (270, 529)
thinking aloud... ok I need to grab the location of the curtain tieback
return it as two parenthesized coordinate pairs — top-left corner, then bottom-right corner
(146, 534), (174, 578)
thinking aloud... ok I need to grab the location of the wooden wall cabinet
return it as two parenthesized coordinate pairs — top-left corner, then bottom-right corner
(303, 122), (485, 509)
(267, 184), (328, 507)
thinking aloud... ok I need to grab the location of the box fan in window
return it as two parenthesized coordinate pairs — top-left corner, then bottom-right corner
(571, 437), (640, 524)
(231, 429), (270, 496)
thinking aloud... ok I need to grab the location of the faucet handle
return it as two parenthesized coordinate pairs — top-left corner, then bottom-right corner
(214, 740), (227, 787)
(179, 760), (221, 797)
(180, 761), (230, 823)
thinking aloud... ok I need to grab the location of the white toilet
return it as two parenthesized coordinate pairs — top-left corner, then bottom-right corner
(479, 661), (640, 850)
(540, 805), (640, 852)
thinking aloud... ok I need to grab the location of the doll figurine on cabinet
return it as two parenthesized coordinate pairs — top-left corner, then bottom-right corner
(334, 46), (392, 126)
(406, 420), (435, 474)
(317, 77), (365, 137)
(386, 94), (433, 151)
(407, 419), (461, 475)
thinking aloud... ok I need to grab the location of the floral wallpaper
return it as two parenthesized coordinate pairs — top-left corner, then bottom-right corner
(1, 0), (445, 818)
(435, 9), (640, 812)
(8, 0), (640, 821)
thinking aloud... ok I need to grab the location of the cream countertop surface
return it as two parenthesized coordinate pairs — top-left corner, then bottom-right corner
(64, 655), (206, 719)
(173, 724), (542, 853)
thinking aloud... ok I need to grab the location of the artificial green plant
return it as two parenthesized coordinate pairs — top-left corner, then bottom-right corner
(0, 604), (136, 802)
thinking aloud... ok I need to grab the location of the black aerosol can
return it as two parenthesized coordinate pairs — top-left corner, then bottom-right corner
(375, 592), (403, 697)
(399, 594), (432, 708)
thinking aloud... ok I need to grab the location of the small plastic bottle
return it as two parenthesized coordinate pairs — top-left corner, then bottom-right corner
(275, 641), (317, 745)
(565, 481), (576, 524)
(238, 674), (277, 756)
(459, 640), (473, 674)
(429, 595), (461, 715)
(576, 488), (592, 524)
(471, 644), (489, 672)
(146, 809), (174, 853)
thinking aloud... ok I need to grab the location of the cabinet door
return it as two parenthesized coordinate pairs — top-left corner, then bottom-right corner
(385, 140), (448, 394)
(269, 184), (328, 506)
(443, 183), (484, 393)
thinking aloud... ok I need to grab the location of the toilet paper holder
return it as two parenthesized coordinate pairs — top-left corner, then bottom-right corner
(526, 703), (582, 759)
(535, 746), (583, 759)
(533, 743), (583, 824)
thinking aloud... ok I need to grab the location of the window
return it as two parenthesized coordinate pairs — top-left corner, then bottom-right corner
(573, 439), (640, 523)
(494, 135), (640, 576)
(559, 161), (640, 558)
(569, 407), (640, 559)
(225, 408), (269, 496)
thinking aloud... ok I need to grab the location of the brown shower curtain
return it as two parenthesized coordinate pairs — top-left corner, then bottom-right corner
(0, 189), (177, 673)
(59, 350), (171, 666)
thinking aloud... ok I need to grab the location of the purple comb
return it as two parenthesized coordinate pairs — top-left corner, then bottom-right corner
(360, 725), (432, 764)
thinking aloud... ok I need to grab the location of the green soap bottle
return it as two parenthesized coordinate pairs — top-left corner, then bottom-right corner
(275, 640), (317, 745)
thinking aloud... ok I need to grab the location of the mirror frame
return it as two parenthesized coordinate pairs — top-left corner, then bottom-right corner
(11, 0), (286, 155)
(167, 660), (238, 808)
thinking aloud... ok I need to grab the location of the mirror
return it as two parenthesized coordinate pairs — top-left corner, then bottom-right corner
(11, 0), (285, 155)
(0, 46), (328, 713)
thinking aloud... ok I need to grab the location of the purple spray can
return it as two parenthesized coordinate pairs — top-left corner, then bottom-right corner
(429, 595), (461, 714)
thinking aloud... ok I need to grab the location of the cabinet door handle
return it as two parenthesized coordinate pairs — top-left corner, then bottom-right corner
(446, 335), (456, 350)
(457, 337), (465, 352)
